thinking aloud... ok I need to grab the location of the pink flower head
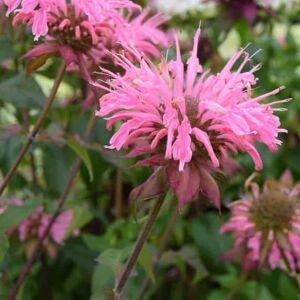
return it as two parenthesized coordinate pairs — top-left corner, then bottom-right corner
(96, 29), (286, 210)
(18, 1), (168, 69)
(220, 171), (300, 272)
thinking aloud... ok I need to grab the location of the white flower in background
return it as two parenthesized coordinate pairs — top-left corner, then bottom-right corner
(257, 0), (300, 10)
(151, 0), (216, 16)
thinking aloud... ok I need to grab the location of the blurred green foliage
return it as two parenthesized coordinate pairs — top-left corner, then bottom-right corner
(0, 1), (300, 300)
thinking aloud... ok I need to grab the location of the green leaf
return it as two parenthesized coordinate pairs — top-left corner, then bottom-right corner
(0, 200), (40, 233)
(161, 245), (207, 281)
(0, 73), (45, 108)
(91, 264), (115, 300)
(82, 234), (108, 252)
(257, 286), (275, 300)
(138, 243), (155, 283)
(207, 290), (228, 300)
(189, 213), (232, 273)
(67, 138), (94, 181)
(278, 273), (299, 300)
(42, 144), (74, 196)
(65, 206), (92, 237)
(0, 36), (15, 62)
(0, 234), (9, 262)
(96, 247), (132, 273)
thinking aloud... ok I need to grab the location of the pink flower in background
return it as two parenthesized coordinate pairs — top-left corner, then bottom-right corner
(216, 0), (276, 24)
(0, 199), (74, 258)
(96, 29), (286, 210)
(7, 0), (169, 69)
(220, 171), (300, 271)
(18, 208), (73, 245)
(23, 1), (117, 66)
(4, 0), (138, 40)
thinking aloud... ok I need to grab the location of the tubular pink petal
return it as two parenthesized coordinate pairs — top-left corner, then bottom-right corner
(185, 28), (202, 95)
(75, 25), (81, 39)
(80, 20), (98, 44)
(172, 117), (192, 171)
(150, 128), (168, 150)
(192, 128), (220, 168)
(59, 18), (71, 30)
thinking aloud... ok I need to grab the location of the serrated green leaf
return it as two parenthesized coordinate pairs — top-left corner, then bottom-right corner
(67, 138), (94, 181)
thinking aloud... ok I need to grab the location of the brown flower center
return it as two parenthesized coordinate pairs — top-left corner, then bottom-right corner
(250, 191), (297, 233)
(48, 5), (98, 52)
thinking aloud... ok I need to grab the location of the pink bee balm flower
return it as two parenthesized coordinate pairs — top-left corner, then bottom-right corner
(220, 171), (300, 272)
(96, 29), (286, 210)
(19, 1), (168, 69)
(5, 0), (139, 40)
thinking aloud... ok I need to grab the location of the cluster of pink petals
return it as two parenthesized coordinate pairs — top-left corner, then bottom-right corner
(117, 9), (169, 59)
(220, 171), (300, 272)
(96, 29), (286, 210)
(74, 0), (140, 24)
(4, 0), (58, 40)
